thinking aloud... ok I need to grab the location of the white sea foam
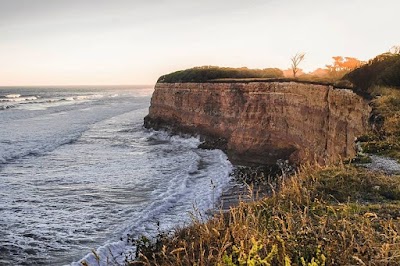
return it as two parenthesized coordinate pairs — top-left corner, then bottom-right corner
(73, 137), (232, 266)
(62, 94), (104, 102)
(0, 88), (232, 266)
(0, 96), (37, 102)
(5, 93), (21, 98)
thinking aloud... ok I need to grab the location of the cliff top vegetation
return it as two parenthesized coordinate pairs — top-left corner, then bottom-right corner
(157, 66), (284, 83)
(342, 52), (400, 90)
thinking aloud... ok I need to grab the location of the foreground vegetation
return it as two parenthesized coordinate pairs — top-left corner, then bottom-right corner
(131, 164), (400, 265)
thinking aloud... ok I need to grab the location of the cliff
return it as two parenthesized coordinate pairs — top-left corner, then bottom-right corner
(144, 81), (371, 166)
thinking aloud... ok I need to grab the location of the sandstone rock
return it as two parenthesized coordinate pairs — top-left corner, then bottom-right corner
(144, 81), (371, 166)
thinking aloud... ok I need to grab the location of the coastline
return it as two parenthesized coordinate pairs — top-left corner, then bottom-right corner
(132, 75), (400, 264)
(214, 166), (279, 213)
(133, 52), (400, 264)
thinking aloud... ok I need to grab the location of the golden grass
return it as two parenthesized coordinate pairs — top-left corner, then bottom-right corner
(130, 164), (400, 266)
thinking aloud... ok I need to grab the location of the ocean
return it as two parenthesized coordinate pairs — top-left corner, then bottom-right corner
(0, 86), (233, 265)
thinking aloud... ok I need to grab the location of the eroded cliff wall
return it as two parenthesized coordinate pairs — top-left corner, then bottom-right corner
(144, 82), (371, 166)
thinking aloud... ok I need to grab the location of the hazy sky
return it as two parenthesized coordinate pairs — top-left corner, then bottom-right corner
(0, 0), (399, 85)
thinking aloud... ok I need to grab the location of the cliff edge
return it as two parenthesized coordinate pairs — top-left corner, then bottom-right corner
(144, 81), (371, 166)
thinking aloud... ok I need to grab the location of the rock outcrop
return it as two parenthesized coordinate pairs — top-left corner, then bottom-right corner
(144, 81), (371, 166)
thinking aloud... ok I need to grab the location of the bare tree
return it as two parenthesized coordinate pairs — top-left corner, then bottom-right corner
(290, 52), (305, 78)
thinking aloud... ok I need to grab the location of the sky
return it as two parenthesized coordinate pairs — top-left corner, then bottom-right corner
(0, 0), (399, 86)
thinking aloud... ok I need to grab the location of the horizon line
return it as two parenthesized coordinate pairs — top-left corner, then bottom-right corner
(0, 84), (155, 88)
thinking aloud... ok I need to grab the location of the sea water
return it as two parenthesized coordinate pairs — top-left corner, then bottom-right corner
(0, 86), (232, 265)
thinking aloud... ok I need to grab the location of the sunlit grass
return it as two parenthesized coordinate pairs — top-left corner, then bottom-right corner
(130, 164), (400, 265)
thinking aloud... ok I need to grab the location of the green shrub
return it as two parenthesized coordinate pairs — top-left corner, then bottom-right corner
(157, 66), (284, 83)
(343, 53), (400, 90)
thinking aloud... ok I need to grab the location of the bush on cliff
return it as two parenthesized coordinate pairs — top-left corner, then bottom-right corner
(342, 53), (400, 90)
(157, 66), (284, 83)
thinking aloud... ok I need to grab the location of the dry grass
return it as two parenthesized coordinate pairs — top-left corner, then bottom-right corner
(360, 87), (400, 161)
(130, 164), (400, 266)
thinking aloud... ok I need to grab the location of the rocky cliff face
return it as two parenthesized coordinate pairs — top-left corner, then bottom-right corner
(144, 81), (371, 166)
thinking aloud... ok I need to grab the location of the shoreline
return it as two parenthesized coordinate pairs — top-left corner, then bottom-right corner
(212, 163), (291, 213)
